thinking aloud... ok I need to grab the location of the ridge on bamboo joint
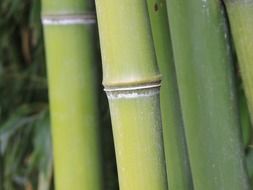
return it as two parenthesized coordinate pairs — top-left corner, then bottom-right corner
(104, 81), (162, 99)
(42, 13), (96, 25)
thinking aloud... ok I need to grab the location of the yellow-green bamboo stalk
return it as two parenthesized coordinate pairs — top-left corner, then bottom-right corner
(146, 1), (193, 189)
(41, 0), (103, 189)
(224, 0), (253, 125)
(95, 1), (168, 189)
(166, 0), (250, 189)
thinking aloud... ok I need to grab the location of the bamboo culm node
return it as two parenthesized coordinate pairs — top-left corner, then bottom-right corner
(104, 81), (161, 99)
(105, 86), (160, 100)
(42, 12), (96, 25)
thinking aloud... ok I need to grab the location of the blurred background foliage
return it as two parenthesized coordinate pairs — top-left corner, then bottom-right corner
(0, 0), (51, 189)
(0, 0), (118, 189)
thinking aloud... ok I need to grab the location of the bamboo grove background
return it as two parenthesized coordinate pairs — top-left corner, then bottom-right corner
(0, 0), (253, 189)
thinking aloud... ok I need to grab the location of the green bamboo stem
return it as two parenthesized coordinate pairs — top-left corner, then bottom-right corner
(146, 1), (193, 189)
(95, 1), (168, 189)
(224, 0), (253, 126)
(0, 157), (3, 190)
(239, 89), (252, 147)
(246, 149), (253, 186)
(42, 0), (103, 189)
(166, 0), (250, 189)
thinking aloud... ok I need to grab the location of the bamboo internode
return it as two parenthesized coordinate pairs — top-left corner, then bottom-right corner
(42, 0), (103, 189)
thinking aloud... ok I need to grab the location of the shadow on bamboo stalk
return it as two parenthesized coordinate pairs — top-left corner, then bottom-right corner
(166, 0), (250, 189)
(224, 0), (253, 125)
(147, 0), (193, 190)
(224, 0), (253, 187)
(42, 0), (103, 189)
(95, 0), (168, 189)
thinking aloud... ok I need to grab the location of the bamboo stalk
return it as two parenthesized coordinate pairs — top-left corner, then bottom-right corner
(224, 0), (253, 127)
(166, 0), (250, 189)
(146, 1), (193, 189)
(95, 1), (168, 189)
(246, 149), (253, 186)
(41, 0), (103, 189)
(0, 157), (3, 190)
(239, 89), (252, 147)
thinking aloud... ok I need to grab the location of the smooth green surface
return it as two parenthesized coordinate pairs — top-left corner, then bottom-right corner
(42, 0), (94, 15)
(96, 0), (160, 87)
(0, 157), (2, 190)
(96, 0), (168, 189)
(166, 0), (250, 189)
(108, 93), (167, 190)
(239, 90), (252, 147)
(246, 149), (253, 186)
(225, 1), (253, 124)
(147, 0), (193, 189)
(44, 24), (103, 190)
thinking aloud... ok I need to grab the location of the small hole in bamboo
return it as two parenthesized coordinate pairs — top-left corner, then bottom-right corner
(154, 3), (159, 11)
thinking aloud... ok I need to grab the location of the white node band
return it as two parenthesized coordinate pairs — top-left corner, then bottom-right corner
(104, 83), (161, 100)
(42, 13), (96, 25)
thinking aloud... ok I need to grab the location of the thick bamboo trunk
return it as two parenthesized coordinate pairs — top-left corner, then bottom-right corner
(42, 0), (103, 189)
(146, 1), (193, 189)
(95, 1), (168, 189)
(166, 0), (250, 189)
(224, 0), (253, 125)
